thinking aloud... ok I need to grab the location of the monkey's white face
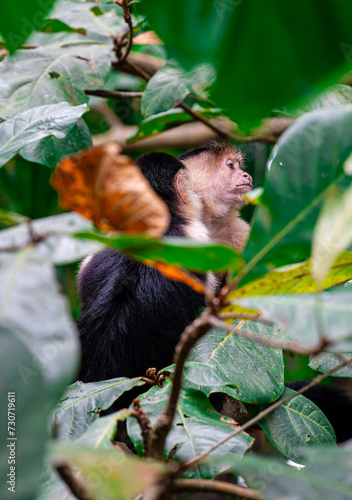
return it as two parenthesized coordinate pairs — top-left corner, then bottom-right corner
(206, 153), (252, 215)
(180, 147), (252, 218)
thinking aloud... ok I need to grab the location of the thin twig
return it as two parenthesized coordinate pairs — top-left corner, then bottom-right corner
(85, 89), (143, 99)
(182, 357), (352, 473)
(55, 464), (96, 500)
(115, 0), (134, 63)
(130, 398), (152, 456)
(173, 478), (264, 500)
(148, 312), (213, 460)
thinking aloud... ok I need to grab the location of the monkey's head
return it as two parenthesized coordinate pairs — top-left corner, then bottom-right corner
(135, 151), (200, 232)
(178, 140), (252, 217)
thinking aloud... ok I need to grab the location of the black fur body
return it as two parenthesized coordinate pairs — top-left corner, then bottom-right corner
(77, 153), (205, 383)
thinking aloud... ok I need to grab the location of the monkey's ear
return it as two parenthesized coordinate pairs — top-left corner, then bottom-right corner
(174, 170), (189, 205)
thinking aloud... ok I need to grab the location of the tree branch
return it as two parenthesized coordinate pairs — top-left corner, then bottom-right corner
(85, 89), (143, 99)
(148, 312), (213, 460)
(182, 357), (352, 473)
(173, 478), (264, 500)
(55, 463), (96, 500)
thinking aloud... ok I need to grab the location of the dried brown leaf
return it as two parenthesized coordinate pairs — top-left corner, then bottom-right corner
(51, 143), (170, 237)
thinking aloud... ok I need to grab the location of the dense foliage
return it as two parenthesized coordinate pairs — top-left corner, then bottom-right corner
(1, 1), (352, 500)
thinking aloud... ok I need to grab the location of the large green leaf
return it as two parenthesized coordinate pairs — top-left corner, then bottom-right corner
(0, 0), (56, 53)
(187, 321), (284, 404)
(48, 1), (123, 38)
(248, 387), (336, 462)
(0, 38), (114, 117)
(20, 119), (92, 169)
(238, 288), (352, 352)
(309, 353), (352, 378)
(0, 248), (79, 500)
(0, 103), (88, 167)
(138, 1), (231, 70)
(0, 213), (102, 265)
(311, 184), (352, 286)
(214, 1), (352, 128)
(38, 410), (131, 500)
(51, 377), (144, 441)
(243, 107), (352, 283)
(140, 1), (352, 128)
(141, 60), (215, 117)
(0, 248), (79, 386)
(211, 445), (352, 500)
(127, 382), (253, 479)
(0, 327), (53, 500)
(76, 231), (242, 272)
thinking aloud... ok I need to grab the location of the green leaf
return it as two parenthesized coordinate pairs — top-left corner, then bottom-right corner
(309, 353), (352, 378)
(75, 410), (130, 449)
(39, 410), (131, 500)
(0, 39), (113, 117)
(76, 231), (242, 272)
(229, 252), (352, 302)
(138, 1), (231, 70)
(51, 444), (165, 500)
(141, 60), (215, 117)
(20, 119), (92, 169)
(127, 382), (253, 479)
(0, 103), (88, 168)
(187, 321), (284, 404)
(51, 377), (144, 441)
(0, 0), (56, 53)
(127, 107), (222, 144)
(243, 107), (352, 283)
(0, 326), (54, 500)
(0, 213), (102, 265)
(238, 288), (352, 352)
(0, 248), (79, 386)
(211, 445), (352, 500)
(139, 1), (352, 128)
(48, 1), (123, 38)
(311, 184), (352, 287)
(0, 248), (79, 500)
(248, 387), (336, 462)
(214, 2), (352, 128)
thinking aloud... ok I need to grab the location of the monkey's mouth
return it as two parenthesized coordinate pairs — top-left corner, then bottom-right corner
(236, 182), (253, 191)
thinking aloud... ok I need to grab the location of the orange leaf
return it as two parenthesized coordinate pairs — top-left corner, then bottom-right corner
(144, 260), (205, 294)
(51, 144), (170, 237)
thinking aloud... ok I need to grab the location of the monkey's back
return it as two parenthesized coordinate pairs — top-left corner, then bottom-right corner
(77, 248), (205, 382)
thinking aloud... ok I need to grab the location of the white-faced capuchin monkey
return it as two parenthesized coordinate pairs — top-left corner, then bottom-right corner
(77, 140), (352, 442)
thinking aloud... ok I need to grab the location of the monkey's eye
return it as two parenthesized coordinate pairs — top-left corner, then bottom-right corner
(226, 161), (235, 170)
